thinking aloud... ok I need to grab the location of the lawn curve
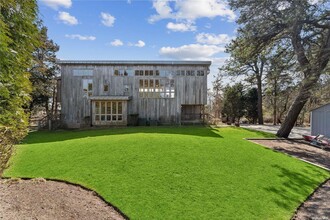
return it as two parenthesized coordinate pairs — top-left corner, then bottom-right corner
(4, 126), (330, 219)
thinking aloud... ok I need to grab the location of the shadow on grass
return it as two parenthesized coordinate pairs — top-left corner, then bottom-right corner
(239, 127), (276, 138)
(272, 147), (330, 170)
(23, 126), (224, 144)
(263, 164), (329, 211)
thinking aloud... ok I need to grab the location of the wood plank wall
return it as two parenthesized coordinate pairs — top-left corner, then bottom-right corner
(60, 64), (209, 128)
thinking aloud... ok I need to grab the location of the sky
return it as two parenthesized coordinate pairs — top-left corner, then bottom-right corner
(38, 0), (238, 87)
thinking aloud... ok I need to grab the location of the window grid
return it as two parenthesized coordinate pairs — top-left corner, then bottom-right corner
(139, 79), (175, 98)
(83, 79), (93, 97)
(95, 101), (123, 122)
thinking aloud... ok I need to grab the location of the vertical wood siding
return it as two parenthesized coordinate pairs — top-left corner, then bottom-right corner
(60, 64), (209, 127)
(311, 104), (330, 137)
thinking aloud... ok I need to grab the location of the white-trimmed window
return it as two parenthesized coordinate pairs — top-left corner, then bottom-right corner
(139, 79), (174, 98)
(94, 101), (123, 122)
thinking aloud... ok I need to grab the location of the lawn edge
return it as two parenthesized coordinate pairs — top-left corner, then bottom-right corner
(290, 177), (330, 220)
(245, 139), (330, 172)
(245, 139), (330, 220)
(0, 176), (130, 220)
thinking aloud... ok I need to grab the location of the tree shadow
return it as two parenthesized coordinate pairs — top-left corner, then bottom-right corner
(263, 164), (329, 212)
(250, 139), (330, 170)
(272, 147), (330, 170)
(22, 126), (224, 144)
(237, 127), (276, 138)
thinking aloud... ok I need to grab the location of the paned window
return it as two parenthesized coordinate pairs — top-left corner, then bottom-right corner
(83, 79), (93, 97)
(139, 79), (175, 99)
(94, 101), (123, 122)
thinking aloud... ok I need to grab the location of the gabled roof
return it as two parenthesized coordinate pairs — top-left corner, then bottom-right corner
(311, 103), (330, 111)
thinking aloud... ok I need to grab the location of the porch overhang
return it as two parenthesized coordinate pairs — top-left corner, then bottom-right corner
(89, 96), (131, 101)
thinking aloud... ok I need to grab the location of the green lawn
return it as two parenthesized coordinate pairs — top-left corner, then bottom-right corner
(4, 126), (329, 219)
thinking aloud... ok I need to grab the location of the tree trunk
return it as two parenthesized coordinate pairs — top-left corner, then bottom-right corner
(51, 85), (56, 116)
(256, 75), (264, 124)
(276, 72), (320, 137)
(273, 78), (277, 125)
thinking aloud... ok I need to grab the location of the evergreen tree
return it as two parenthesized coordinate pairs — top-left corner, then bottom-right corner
(29, 24), (60, 116)
(222, 83), (245, 124)
(223, 38), (268, 125)
(0, 0), (41, 174)
(244, 88), (258, 124)
(228, 0), (330, 137)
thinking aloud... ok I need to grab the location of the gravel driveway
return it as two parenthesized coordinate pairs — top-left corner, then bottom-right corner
(241, 124), (310, 138)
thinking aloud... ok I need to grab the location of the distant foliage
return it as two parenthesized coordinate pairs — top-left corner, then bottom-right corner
(0, 0), (41, 174)
(228, 0), (330, 137)
(245, 88), (258, 124)
(29, 24), (60, 115)
(222, 83), (245, 123)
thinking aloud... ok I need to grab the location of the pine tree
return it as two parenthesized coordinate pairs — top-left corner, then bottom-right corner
(228, 0), (330, 137)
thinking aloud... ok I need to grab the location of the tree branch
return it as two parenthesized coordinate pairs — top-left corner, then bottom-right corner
(291, 23), (310, 75)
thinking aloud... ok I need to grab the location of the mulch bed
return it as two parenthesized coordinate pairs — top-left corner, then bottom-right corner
(250, 139), (330, 220)
(0, 178), (125, 220)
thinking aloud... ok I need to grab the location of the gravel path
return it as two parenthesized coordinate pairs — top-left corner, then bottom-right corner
(0, 178), (125, 220)
(251, 139), (330, 220)
(241, 124), (310, 138)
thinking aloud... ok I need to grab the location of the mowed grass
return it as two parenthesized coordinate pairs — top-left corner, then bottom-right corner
(4, 126), (329, 219)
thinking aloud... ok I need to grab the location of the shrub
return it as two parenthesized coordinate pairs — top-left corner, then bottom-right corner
(0, 126), (27, 175)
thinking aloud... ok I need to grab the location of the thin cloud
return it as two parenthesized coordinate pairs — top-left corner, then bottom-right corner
(196, 33), (232, 45)
(40, 0), (72, 9)
(166, 22), (196, 32)
(65, 34), (96, 41)
(149, 0), (236, 23)
(110, 39), (124, 46)
(101, 12), (115, 27)
(58, 11), (78, 25)
(128, 40), (146, 47)
(159, 44), (224, 60)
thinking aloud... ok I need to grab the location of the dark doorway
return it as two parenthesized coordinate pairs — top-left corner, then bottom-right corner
(181, 105), (204, 124)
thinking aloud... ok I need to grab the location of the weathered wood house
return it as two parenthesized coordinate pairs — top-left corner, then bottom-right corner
(58, 60), (211, 128)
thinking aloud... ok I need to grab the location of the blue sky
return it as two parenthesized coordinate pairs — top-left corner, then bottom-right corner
(38, 0), (238, 87)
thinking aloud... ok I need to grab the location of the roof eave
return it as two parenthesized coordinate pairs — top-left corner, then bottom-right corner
(56, 60), (212, 66)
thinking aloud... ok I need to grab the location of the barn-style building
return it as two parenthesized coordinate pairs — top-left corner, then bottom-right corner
(58, 60), (211, 128)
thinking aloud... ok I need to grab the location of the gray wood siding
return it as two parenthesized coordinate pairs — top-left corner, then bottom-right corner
(60, 63), (209, 128)
(311, 104), (330, 137)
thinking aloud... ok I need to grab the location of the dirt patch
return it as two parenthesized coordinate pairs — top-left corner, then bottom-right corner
(250, 139), (330, 220)
(251, 139), (330, 170)
(0, 178), (125, 220)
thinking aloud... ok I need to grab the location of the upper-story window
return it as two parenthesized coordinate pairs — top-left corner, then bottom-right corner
(139, 79), (175, 99)
(135, 70), (160, 76)
(73, 69), (93, 76)
(103, 84), (109, 92)
(83, 79), (93, 97)
(175, 70), (205, 76)
(114, 69), (133, 76)
(197, 70), (205, 76)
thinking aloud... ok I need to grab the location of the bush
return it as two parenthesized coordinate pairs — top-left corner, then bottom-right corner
(0, 126), (27, 175)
